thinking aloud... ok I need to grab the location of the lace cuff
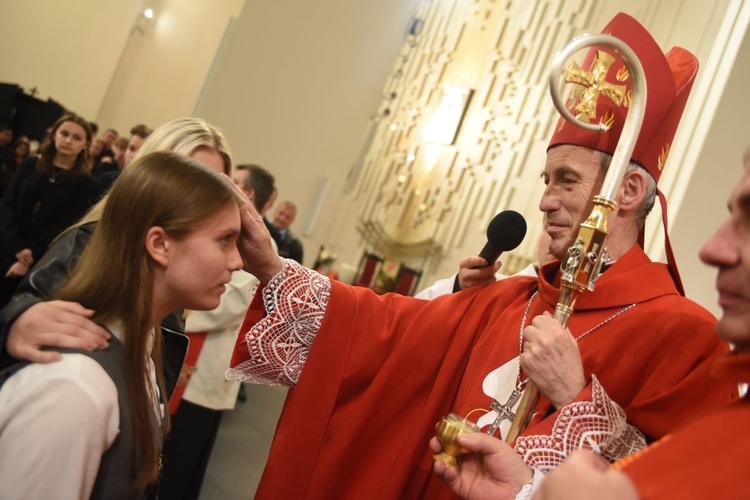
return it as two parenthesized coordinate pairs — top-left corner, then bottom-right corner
(225, 259), (331, 386)
(514, 375), (646, 472)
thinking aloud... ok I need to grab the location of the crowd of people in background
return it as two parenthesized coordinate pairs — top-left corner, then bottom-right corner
(0, 116), (305, 313)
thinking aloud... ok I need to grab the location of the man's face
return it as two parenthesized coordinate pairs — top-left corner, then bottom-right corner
(89, 138), (106, 157)
(539, 145), (606, 261)
(232, 169), (256, 205)
(232, 169), (249, 189)
(103, 130), (118, 147)
(124, 135), (145, 167)
(699, 151), (750, 352)
(273, 204), (297, 230)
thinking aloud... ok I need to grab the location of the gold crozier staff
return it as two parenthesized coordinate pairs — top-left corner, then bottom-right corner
(505, 33), (647, 443)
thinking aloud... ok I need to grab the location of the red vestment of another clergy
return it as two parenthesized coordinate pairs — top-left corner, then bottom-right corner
(229, 246), (735, 498)
(620, 352), (750, 499)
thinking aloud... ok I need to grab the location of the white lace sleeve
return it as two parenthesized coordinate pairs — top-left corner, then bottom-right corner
(513, 375), (646, 472)
(225, 259), (331, 387)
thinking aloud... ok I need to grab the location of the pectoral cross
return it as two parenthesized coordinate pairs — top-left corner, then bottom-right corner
(486, 388), (523, 437)
(564, 51), (626, 123)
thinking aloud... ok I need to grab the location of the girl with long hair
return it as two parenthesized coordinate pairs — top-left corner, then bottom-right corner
(0, 151), (243, 498)
(0, 114), (97, 306)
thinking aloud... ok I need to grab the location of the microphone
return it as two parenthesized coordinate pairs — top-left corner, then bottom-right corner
(478, 210), (527, 265)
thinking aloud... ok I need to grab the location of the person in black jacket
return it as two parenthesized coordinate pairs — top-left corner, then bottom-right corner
(0, 114), (97, 307)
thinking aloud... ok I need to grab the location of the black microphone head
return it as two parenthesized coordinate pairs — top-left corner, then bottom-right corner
(487, 210), (527, 252)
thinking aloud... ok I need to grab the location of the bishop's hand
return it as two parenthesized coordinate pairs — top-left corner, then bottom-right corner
(521, 311), (586, 409)
(227, 179), (282, 284)
(430, 432), (532, 500)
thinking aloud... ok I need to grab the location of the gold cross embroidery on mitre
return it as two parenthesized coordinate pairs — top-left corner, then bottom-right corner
(564, 50), (627, 126)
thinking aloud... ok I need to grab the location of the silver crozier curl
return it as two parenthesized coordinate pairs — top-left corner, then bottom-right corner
(505, 33), (647, 444)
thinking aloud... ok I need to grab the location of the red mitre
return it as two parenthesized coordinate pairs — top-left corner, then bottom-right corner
(547, 12), (699, 294)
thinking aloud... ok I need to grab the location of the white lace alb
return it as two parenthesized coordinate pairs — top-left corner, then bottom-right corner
(225, 259), (331, 386)
(513, 374), (647, 472)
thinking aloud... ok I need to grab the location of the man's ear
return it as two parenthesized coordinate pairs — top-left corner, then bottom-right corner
(145, 226), (170, 266)
(618, 169), (647, 212)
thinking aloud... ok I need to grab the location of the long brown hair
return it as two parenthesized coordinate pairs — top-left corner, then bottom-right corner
(37, 114), (92, 175)
(54, 151), (240, 488)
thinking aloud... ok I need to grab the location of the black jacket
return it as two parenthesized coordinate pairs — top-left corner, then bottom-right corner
(0, 157), (98, 268)
(264, 217), (304, 264)
(0, 222), (188, 397)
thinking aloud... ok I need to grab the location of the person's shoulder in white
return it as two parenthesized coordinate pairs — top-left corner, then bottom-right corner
(186, 269), (258, 333)
(414, 275), (462, 300)
(0, 353), (119, 500)
(512, 262), (538, 279)
(415, 263), (537, 300)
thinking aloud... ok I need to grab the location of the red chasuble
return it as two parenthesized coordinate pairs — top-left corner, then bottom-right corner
(620, 352), (750, 499)
(234, 246), (735, 498)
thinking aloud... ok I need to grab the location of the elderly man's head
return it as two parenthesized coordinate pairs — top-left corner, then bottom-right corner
(540, 13), (697, 270)
(273, 202), (297, 230)
(539, 146), (656, 261)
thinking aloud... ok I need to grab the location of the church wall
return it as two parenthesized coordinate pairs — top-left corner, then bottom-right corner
(197, 0), (422, 271)
(0, 0), (244, 134)
(0, 0), (142, 122)
(96, 0), (245, 134)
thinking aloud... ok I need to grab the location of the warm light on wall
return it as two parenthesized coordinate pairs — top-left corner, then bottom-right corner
(132, 6), (156, 34)
(421, 86), (473, 145)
